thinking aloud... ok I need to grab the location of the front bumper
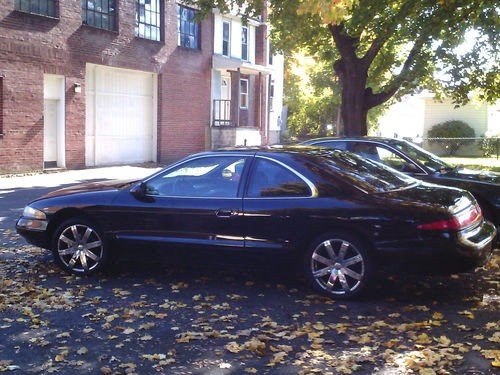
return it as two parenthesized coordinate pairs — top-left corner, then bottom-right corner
(16, 217), (50, 249)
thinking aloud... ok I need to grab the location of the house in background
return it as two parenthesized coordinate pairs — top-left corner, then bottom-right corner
(376, 92), (500, 155)
(210, 8), (284, 148)
(0, 1), (283, 173)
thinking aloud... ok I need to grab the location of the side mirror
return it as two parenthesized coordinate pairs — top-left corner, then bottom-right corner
(130, 182), (147, 198)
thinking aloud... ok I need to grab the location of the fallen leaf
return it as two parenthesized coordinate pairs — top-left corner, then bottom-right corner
(76, 347), (88, 355)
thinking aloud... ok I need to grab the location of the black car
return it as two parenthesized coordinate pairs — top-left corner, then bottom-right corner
(16, 147), (496, 299)
(301, 137), (500, 226)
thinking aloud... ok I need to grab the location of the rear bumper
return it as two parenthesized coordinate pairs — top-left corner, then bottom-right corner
(455, 220), (496, 261)
(375, 220), (496, 265)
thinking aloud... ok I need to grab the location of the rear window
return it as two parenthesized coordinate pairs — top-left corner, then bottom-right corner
(307, 150), (418, 193)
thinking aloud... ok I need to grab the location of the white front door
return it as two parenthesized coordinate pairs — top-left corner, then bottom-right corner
(43, 75), (66, 169)
(221, 76), (231, 100)
(44, 99), (58, 168)
(219, 76), (231, 123)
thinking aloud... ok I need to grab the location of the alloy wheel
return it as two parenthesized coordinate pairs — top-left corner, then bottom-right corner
(56, 224), (104, 274)
(310, 238), (365, 296)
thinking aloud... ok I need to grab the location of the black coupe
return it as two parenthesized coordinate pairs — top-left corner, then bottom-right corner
(16, 147), (496, 299)
(301, 137), (500, 226)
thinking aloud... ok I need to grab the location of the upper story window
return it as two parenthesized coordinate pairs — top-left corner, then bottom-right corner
(269, 78), (274, 112)
(241, 26), (249, 61)
(82, 0), (117, 32)
(240, 79), (248, 109)
(222, 21), (230, 57)
(15, 0), (57, 17)
(178, 5), (199, 49)
(136, 0), (162, 41)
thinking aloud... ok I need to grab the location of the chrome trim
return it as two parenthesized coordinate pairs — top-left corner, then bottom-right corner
(142, 152), (320, 199)
(145, 194), (243, 200)
(457, 220), (496, 251)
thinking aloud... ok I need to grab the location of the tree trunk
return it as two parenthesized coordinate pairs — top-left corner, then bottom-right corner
(334, 59), (369, 136)
(340, 79), (368, 136)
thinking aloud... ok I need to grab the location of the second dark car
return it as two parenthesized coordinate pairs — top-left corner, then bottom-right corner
(17, 147), (496, 299)
(301, 137), (500, 226)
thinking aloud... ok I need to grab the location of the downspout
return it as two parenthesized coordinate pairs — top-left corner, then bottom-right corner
(258, 72), (262, 138)
(237, 68), (241, 127)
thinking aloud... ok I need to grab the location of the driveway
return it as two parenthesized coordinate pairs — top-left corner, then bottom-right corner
(0, 167), (498, 374)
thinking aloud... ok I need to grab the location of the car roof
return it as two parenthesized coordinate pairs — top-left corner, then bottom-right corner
(209, 145), (322, 156)
(301, 136), (408, 145)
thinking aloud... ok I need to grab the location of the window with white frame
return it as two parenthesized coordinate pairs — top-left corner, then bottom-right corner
(222, 21), (230, 57)
(178, 4), (199, 49)
(240, 79), (248, 109)
(241, 26), (248, 61)
(136, 0), (162, 41)
(15, 0), (57, 17)
(269, 78), (275, 111)
(82, 0), (117, 31)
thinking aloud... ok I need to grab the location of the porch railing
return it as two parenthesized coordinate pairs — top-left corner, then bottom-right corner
(213, 99), (233, 126)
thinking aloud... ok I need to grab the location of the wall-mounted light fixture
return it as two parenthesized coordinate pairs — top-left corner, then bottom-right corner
(74, 83), (81, 93)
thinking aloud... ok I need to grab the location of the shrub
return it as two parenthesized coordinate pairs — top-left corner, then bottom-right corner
(427, 120), (475, 155)
(480, 135), (500, 157)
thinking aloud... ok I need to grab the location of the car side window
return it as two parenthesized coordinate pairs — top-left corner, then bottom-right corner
(246, 158), (311, 198)
(316, 141), (347, 150)
(146, 156), (247, 197)
(369, 146), (419, 173)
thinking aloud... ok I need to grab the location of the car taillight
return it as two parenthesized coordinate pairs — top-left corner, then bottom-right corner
(417, 204), (482, 231)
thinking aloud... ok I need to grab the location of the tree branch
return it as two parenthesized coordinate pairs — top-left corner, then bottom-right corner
(365, 34), (429, 109)
(361, 1), (419, 68)
(329, 23), (359, 64)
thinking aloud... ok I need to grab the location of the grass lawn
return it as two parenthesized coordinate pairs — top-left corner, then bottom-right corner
(441, 156), (500, 173)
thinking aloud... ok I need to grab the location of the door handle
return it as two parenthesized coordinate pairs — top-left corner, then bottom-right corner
(216, 209), (238, 218)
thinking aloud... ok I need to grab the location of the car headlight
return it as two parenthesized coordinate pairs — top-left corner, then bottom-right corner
(22, 206), (46, 220)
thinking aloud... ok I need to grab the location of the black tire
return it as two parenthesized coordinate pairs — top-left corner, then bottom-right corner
(51, 218), (108, 276)
(304, 232), (372, 299)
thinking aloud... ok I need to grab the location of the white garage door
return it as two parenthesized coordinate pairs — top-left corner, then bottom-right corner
(85, 64), (157, 166)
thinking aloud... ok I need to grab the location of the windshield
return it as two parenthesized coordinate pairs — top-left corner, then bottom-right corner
(389, 140), (452, 172)
(308, 150), (418, 193)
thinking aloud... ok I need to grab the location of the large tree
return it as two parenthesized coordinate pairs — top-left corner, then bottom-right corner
(193, 0), (499, 136)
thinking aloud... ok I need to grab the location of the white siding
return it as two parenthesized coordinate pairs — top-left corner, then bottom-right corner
(423, 99), (488, 136)
(213, 14), (256, 63)
(376, 96), (425, 138)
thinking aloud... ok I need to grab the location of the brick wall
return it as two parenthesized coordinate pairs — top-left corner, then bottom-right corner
(158, 1), (213, 164)
(0, 0), (213, 172)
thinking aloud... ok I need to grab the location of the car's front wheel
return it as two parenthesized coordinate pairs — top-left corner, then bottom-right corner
(305, 233), (372, 299)
(52, 218), (108, 275)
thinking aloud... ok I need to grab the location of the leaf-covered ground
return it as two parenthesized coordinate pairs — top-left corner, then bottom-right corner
(0, 228), (498, 374)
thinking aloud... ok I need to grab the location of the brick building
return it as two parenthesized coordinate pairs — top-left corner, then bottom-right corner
(0, 0), (282, 173)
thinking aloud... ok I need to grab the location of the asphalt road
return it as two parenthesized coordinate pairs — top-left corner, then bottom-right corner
(0, 169), (498, 374)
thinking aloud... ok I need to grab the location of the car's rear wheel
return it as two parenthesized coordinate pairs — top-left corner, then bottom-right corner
(305, 233), (371, 299)
(52, 218), (107, 275)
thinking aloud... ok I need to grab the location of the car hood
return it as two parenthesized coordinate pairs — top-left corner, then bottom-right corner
(375, 182), (473, 213)
(443, 168), (500, 185)
(39, 179), (138, 199)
